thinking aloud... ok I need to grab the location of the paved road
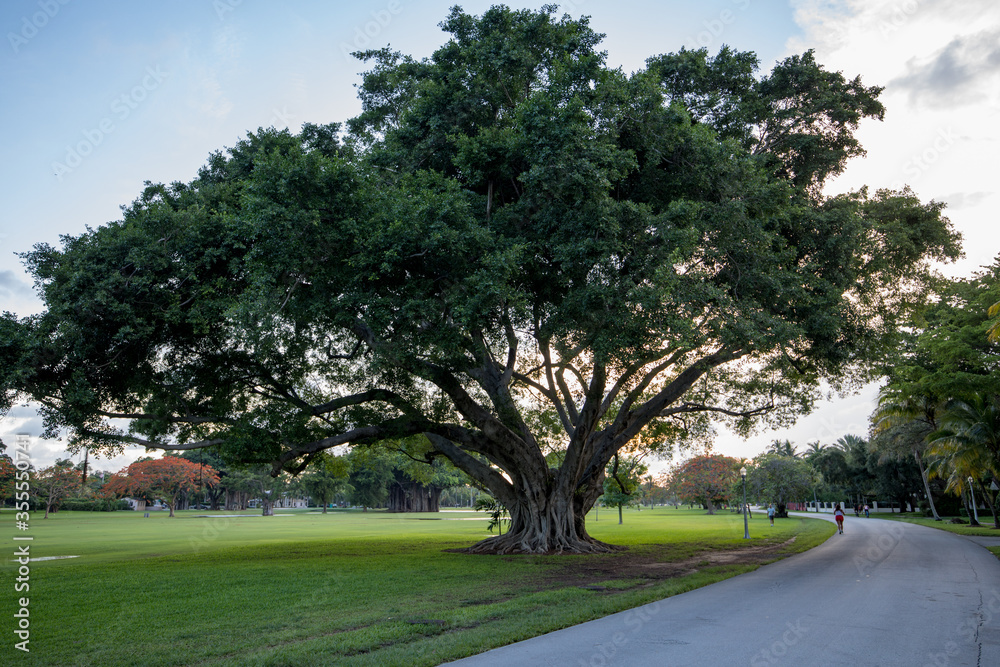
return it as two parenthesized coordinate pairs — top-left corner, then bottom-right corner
(447, 514), (1000, 666)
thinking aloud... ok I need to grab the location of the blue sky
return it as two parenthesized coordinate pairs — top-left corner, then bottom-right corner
(1, 1), (997, 472)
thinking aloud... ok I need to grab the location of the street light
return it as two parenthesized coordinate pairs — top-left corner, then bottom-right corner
(741, 466), (749, 539)
(968, 476), (980, 525)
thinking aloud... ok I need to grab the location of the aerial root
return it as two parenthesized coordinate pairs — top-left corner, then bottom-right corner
(457, 531), (621, 555)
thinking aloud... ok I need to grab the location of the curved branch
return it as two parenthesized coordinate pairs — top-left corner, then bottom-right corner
(424, 433), (518, 508)
(660, 401), (775, 419)
(310, 388), (421, 417)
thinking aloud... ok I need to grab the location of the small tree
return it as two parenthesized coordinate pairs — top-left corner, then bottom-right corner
(223, 466), (287, 515)
(300, 454), (350, 514)
(601, 455), (648, 524)
(670, 454), (740, 514)
(175, 449), (230, 510)
(0, 445), (15, 510)
(474, 495), (511, 534)
(346, 448), (393, 511)
(34, 460), (80, 518)
(745, 454), (815, 517)
(105, 457), (219, 517)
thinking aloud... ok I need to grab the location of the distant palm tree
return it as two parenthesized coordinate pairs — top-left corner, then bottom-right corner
(926, 436), (987, 526)
(832, 434), (866, 456)
(872, 391), (943, 520)
(929, 394), (1000, 527)
(803, 441), (826, 461)
(767, 439), (799, 458)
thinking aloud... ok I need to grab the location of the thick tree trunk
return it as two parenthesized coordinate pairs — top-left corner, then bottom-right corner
(462, 478), (616, 554)
(207, 486), (224, 510)
(387, 482), (441, 512)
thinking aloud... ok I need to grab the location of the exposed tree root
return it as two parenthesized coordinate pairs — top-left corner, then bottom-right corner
(457, 531), (625, 555)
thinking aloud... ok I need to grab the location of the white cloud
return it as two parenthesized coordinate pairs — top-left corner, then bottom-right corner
(0, 269), (40, 315)
(703, 0), (1000, 460)
(0, 269), (33, 299)
(789, 0), (1000, 88)
(788, 0), (1000, 276)
(939, 191), (993, 210)
(0, 402), (160, 472)
(892, 27), (1000, 108)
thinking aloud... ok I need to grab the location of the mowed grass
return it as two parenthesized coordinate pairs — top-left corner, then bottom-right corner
(1, 507), (833, 666)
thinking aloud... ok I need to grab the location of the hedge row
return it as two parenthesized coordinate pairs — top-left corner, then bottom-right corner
(58, 498), (131, 512)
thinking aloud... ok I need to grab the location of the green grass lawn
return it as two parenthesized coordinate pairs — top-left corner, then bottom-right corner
(1, 507), (833, 666)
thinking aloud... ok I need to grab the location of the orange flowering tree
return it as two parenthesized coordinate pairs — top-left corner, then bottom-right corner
(105, 456), (219, 517)
(669, 454), (740, 514)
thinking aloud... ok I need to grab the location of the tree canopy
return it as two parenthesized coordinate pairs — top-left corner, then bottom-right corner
(0, 5), (960, 553)
(745, 453), (815, 517)
(869, 258), (1000, 520)
(33, 460), (80, 519)
(668, 454), (740, 514)
(105, 457), (220, 517)
(601, 454), (648, 523)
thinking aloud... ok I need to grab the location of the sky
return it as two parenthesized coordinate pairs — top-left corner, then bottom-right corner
(1, 0), (997, 474)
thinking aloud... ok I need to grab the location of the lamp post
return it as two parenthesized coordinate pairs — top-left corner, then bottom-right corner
(741, 467), (749, 539)
(968, 477), (980, 525)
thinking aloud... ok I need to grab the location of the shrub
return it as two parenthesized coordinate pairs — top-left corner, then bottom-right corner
(60, 498), (131, 512)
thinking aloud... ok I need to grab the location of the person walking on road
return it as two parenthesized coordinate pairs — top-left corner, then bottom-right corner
(863, 503), (870, 518)
(767, 504), (775, 526)
(834, 504), (845, 534)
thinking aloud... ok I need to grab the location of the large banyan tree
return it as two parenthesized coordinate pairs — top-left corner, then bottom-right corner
(1, 6), (960, 552)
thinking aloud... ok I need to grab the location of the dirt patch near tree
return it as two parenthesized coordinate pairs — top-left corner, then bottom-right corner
(530, 537), (800, 591)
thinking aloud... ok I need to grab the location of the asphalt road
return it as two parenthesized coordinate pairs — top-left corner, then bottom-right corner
(447, 514), (1000, 666)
